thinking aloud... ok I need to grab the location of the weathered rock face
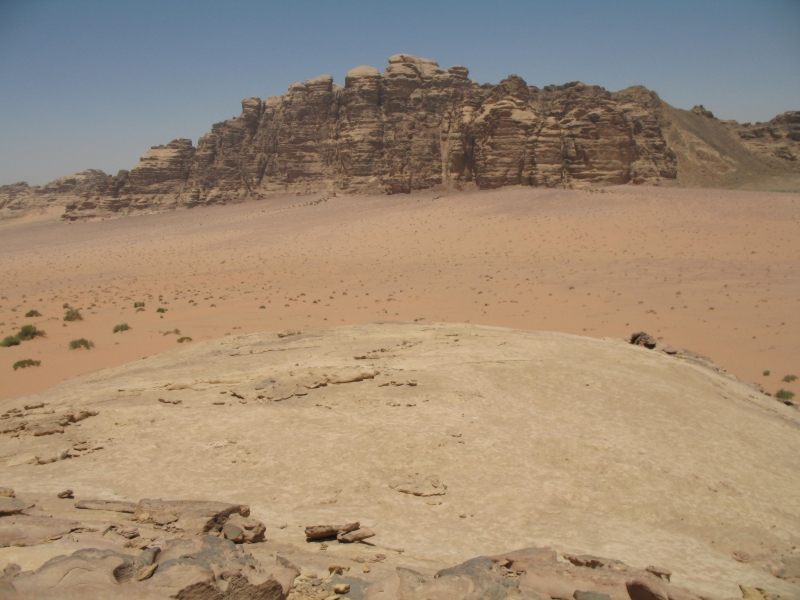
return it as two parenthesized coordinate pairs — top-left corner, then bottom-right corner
(3, 54), (798, 220)
(0, 169), (126, 218)
(729, 111), (800, 164)
(56, 56), (682, 220)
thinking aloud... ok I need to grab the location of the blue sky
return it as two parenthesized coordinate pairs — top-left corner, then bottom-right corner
(1, 0), (798, 186)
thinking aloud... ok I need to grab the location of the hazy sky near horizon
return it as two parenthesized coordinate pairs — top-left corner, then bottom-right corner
(1, 0), (798, 186)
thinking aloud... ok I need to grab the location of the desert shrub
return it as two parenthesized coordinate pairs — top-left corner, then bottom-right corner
(113, 323), (131, 333)
(134, 302), (145, 308)
(763, 370), (770, 376)
(63, 308), (82, 322)
(156, 308), (167, 313)
(25, 310), (41, 318)
(69, 338), (94, 350)
(177, 336), (192, 343)
(776, 389), (795, 401)
(783, 374), (798, 383)
(62, 303), (70, 309)
(259, 305), (265, 309)
(16, 325), (45, 341)
(163, 328), (180, 336)
(1, 336), (21, 347)
(13, 359), (40, 370)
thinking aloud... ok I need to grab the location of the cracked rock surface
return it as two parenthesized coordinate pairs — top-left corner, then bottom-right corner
(0, 322), (798, 598)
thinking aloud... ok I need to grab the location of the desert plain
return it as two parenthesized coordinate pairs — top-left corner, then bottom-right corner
(1, 185), (798, 402)
(0, 185), (799, 600)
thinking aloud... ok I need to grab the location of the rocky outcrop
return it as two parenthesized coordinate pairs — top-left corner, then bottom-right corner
(0, 489), (718, 600)
(729, 111), (800, 164)
(2, 54), (797, 220)
(0, 169), (124, 218)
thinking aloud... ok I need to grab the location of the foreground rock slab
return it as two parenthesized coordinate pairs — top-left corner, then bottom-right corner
(0, 323), (798, 598)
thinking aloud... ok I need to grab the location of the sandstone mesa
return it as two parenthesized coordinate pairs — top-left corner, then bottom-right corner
(1, 54), (798, 220)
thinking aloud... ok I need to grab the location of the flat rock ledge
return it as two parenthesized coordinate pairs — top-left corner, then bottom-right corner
(0, 491), (784, 599)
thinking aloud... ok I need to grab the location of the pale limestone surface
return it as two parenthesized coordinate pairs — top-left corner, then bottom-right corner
(0, 322), (798, 598)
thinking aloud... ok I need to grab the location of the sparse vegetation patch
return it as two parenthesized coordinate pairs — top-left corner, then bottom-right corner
(776, 389), (795, 401)
(17, 325), (46, 341)
(13, 359), (40, 370)
(69, 338), (94, 350)
(64, 307), (83, 322)
(113, 323), (131, 333)
(177, 336), (192, 343)
(25, 310), (41, 318)
(2, 325), (46, 347)
(783, 374), (798, 383)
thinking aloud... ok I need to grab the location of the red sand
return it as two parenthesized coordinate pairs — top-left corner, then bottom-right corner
(1, 186), (798, 401)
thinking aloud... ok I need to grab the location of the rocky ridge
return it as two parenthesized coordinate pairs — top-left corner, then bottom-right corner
(2, 54), (798, 220)
(0, 489), (746, 600)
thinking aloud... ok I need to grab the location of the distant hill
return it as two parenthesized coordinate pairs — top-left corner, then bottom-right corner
(2, 54), (798, 220)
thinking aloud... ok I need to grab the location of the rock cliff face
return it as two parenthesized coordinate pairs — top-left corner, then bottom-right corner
(0, 170), (122, 218)
(2, 54), (798, 220)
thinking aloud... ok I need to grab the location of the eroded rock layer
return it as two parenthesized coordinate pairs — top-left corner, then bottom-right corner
(2, 54), (798, 220)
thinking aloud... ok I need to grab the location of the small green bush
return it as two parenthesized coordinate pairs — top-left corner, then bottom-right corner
(134, 302), (145, 308)
(763, 370), (770, 376)
(16, 325), (45, 341)
(13, 359), (40, 370)
(163, 328), (180, 336)
(25, 310), (41, 318)
(113, 323), (131, 333)
(177, 336), (192, 343)
(156, 307), (167, 313)
(64, 308), (83, 322)
(1, 336), (21, 347)
(783, 374), (798, 383)
(776, 389), (795, 401)
(62, 303), (71, 309)
(69, 338), (94, 350)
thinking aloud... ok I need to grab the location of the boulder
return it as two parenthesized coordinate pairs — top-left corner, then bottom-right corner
(338, 528), (375, 543)
(630, 332), (657, 349)
(134, 499), (249, 536)
(222, 513), (266, 544)
(174, 573), (284, 600)
(305, 522), (359, 541)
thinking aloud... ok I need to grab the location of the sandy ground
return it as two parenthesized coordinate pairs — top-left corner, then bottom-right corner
(0, 186), (798, 402)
